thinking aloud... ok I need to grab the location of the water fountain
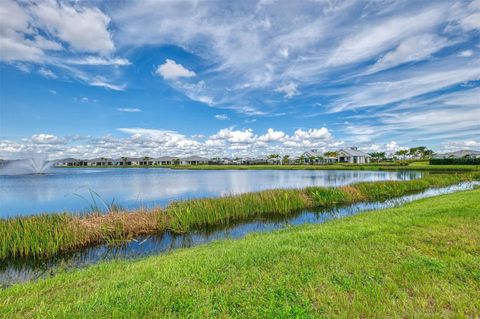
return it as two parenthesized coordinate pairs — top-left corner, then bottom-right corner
(0, 155), (55, 175)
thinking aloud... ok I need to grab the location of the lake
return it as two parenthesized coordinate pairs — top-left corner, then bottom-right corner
(0, 168), (421, 218)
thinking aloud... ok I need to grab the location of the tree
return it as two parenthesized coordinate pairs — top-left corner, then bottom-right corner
(324, 151), (337, 158)
(308, 156), (317, 165)
(423, 149), (434, 159)
(395, 149), (408, 160)
(408, 146), (433, 159)
(369, 152), (386, 162)
(267, 154), (280, 165)
(297, 154), (306, 164)
(282, 155), (290, 165)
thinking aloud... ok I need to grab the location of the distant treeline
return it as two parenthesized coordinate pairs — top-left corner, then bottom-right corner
(430, 158), (480, 165)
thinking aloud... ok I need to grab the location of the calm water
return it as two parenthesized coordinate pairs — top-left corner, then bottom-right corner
(1, 181), (477, 288)
(0, 168), (421, 217)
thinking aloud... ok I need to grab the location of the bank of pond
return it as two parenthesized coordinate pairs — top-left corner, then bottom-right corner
(1, 173), (478, 262)
(2, 187), (480, 317)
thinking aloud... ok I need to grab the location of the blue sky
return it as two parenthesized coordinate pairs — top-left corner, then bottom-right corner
(0, 0), (479, 159)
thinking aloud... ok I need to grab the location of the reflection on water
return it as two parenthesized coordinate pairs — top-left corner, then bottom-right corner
(1, 181), (477, 288)
(0, 168), (421, 217)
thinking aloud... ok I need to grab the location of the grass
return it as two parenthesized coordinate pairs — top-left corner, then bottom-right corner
(0, 173), (476, 260)
(1, 189), (479, 318)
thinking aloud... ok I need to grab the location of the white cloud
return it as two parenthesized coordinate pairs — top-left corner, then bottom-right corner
(386, 141), (407, 154)
(155, 59), (196, 80)
(458, 12), (480, 31)
(258, 128), (285, 142)
(89, 76), (126, 91)
(290, 128), (331, 141)
(443, 140), (480, 151)
(30, 0), (114, 55)
(38, 67), (57, 79)
(66, 56), (130, 66)
(49, 89), (57, 94)
(212, 128), (256, 144)
(331, 59), (480, 112)
(15, 63), (31, 73)
(458, 50), (473, 57)
(275, 82), (299, 98)
(116, 108), (142, 113)
(327, 6), (447, 67)
(30, 134), (67, 145)
(367, 34), (451, 74)
(214, 114), (229, 120)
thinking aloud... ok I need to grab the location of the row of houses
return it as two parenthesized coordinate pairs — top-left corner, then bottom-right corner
(54, 147), (373, 167)
(433, 150), (480, 159)
(55, 156), (212, 167)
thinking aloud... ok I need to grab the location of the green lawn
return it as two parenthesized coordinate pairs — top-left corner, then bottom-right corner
(2, 190), (480, 318)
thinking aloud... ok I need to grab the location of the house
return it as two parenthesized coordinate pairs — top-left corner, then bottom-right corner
(181, 156), (210, 165)
(241, 157), (268, 165)
(433, 150), (480, 159)
(209, 157), (236, 165)
(297, 149), (323, 164)
(267, 157), (281, 165)
(337, 147), (371, 164)
(55, 158), (88, 167)
(155, 156), (179, 165)
(115, 157), (142, 166)
(87, 157), (114, 166)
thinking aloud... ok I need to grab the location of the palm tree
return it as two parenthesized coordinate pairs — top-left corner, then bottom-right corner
(324, 151), (337, 158)
(369, 152), (386, 162)
(395, 149), (408, 160)
(297, 154), (306, 165)
(282, 155), (290, 165)
(268, 154), (280, 165)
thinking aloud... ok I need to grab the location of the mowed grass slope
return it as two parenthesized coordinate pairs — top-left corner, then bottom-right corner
(2, 189), (480, 318)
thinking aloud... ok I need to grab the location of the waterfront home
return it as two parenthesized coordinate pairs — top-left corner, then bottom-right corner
(210, 157), (232, 165)
(241, 157), (268, 165)
(87, 158), (114, 166)
(433, 149), (480, 159)
(55, 158), (88, 167)
(155, 156), (179, 165)
(115, 157), (142, 166)
(267, 157), (281, 165)
(181, 156), (210, 165)
(337, 147), (371, 164)
(297, 149), (323, 164)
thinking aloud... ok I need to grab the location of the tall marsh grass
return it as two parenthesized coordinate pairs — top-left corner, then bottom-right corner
(0, 173), (474, 260)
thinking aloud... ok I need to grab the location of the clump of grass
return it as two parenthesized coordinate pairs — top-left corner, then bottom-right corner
(165, 189), (312, 232)
(0, 173), (476, 260)
(0, 214), (86, 259)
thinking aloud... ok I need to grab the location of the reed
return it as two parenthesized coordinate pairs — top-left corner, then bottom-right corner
(0, 173), (475, 260)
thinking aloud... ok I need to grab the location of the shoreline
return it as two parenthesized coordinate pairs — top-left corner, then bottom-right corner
(54, 163), (480, 172)
(1, 173), (476, 261)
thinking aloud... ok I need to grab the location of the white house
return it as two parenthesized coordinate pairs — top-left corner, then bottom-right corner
(155, 156), (179, 165)
(115, 157), (142, 166)
(433, 150), (480, 159)
(297, 149), (322, 164)
(55, 158), (88, 167)
(181, 156), (210, 165)
(337, 147), (371, 164)
(87, 158), (114, 166)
